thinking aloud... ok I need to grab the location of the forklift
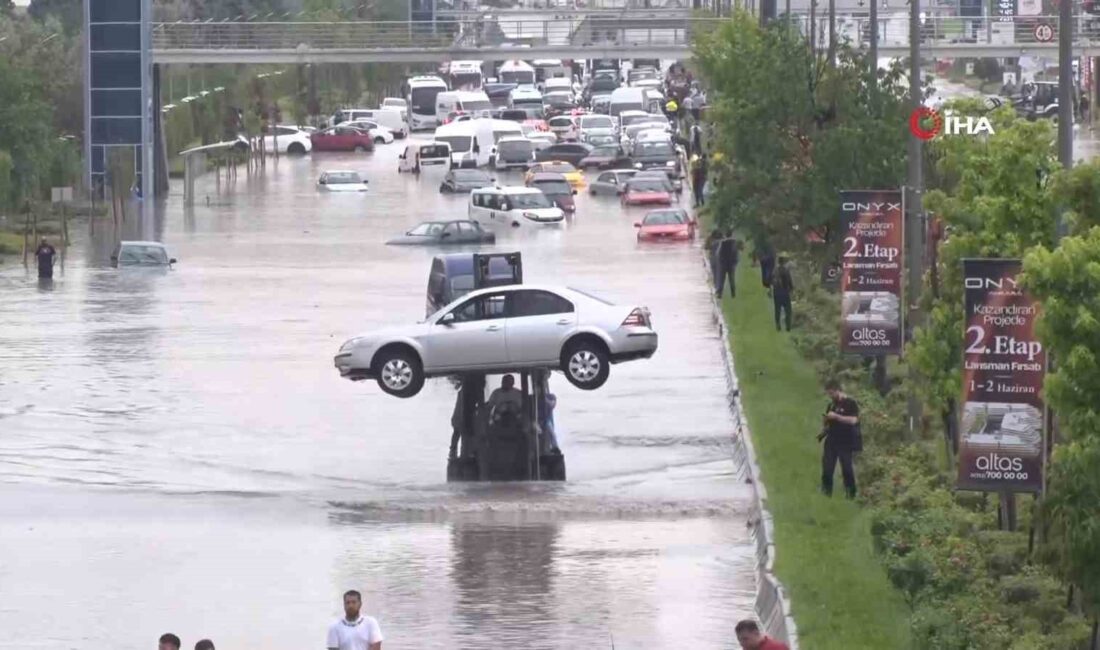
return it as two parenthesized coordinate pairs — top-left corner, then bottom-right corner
(445, 252), (567, 482)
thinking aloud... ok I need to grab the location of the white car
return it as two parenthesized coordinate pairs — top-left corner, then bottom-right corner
(261, 125), (313, 155)
(334, 284), (659, 397)
(381, 98), (409, 123)
(318, 170), (368, 192)
(345, 120), (395, 144)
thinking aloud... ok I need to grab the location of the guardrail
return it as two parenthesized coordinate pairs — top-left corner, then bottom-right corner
(708, 257), (800, 648)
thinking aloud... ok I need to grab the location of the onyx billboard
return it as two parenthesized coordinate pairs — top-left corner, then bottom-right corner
(957, 259), (1046, 493)
(839, 191), (904, 355)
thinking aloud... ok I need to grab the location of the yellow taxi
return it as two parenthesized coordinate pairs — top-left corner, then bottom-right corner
(525, 161), (586, 189)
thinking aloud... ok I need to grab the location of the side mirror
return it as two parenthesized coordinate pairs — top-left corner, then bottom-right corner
(633, 222), (642, 228)
(110, 255), (118, 262)
(439, 312), (456, 326)
(572, 189), (578, 195)
(399, 153), (405, 159)
(169, 258), (178, 264)
(441, 231), (452, 238)
(318, 179), (326, 184)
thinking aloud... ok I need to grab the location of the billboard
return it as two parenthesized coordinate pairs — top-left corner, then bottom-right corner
(838, 191), (905, 356)
(957, 259), (1046, 493)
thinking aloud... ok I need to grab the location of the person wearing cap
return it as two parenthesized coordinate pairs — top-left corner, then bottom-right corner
(34, 238), (57, 279)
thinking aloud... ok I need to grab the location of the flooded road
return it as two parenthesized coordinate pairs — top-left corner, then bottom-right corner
(0, 144), (755, 648)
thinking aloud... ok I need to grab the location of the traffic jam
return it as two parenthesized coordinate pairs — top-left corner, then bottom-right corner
(315, 58), (704, 406)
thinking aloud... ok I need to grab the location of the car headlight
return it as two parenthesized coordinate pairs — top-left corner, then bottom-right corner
(524, 211), (538, 220)
(340, 337), (366, 352)
(634, 163), (643, 169)
(666, 160), (676, 167)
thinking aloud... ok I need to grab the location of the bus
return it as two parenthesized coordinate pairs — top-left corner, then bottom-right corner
(447, 60), (484, 90)
(498, 60), (536, 86)
(405, 75), (448, 130)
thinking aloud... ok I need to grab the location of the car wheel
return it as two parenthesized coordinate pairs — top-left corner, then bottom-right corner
(374, 347), (424, 398)
(375, 136), (385, 144)
(287, 142), (306, 155)
(354, 145), (367, 153)
(562, 338), (610, 390)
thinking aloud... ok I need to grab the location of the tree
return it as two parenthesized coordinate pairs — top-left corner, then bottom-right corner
(1021, 226), (1100, 619)
(28, 0), (83, 34)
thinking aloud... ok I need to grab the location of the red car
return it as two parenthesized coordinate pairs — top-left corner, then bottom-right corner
(621, 178), (674, 206)
(635, 208), (696, 242)
(310, 126), (374, 153)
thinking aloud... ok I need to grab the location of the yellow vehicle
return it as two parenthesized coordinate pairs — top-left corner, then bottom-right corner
(525, 161), (586, 188)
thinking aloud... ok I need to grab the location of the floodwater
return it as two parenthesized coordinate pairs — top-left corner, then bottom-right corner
(0, 144), (755, 649)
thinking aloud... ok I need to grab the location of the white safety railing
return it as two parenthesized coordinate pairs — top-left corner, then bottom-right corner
(707, 255), (799, 648)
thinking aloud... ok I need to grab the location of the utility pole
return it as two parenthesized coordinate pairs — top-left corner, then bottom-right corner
(828, 0), (836, 65)
(1058, 0), (1073, 179)
(907, 0), (925, 435)
(810, 0), (817, 55)
(870, 0), (879, 85)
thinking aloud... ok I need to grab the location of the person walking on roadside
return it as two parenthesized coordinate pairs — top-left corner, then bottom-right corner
(819, 379), (860, 499)
(327, 590), (383, 650)
(35, 238), (57, 279)
(757, 239), (775, 293)
(715, 232), (739, 299)
(735, 619), (789, 650)
(158, 633), (181, 650)
(772, 256), (794, 332)
(691, 155), (707, 207)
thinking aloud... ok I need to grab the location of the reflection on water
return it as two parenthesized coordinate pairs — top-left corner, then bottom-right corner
(0, 146), (756, 648)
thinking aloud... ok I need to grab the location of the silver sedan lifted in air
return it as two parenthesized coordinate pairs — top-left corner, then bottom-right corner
(334, 285), (658, 398)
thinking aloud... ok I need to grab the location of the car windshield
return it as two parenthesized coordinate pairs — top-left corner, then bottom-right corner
(591, 145), (620, 156)
(643, 211), (686, 225)
(509, 192), (553, 209)
(499, 140), (533, 155)
(118, 245), (168, 264)
(420, 144), (450, 158)
(545, 93), (573, 106)
(326, 172), (362, 183)
(409, 222), (446, 236)
(463, 99), (492, 112)
(454, 170), (490, 182)
(549, 118), (573, 127)
(533, 180), (571, 194)
(435, 135), (471, 152)
(580, 116), (613, 129)
(543, 162), (576, 173)
(628, 180), (667, 192)
(634, 141), (674, 157)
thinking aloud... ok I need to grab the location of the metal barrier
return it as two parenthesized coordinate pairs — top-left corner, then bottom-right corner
(707, 256), (800, 648)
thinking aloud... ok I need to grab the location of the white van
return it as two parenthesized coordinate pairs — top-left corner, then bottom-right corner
(498, 60), (536, 86)
(435, 90), (493, 124)
(608, 87), (648, 117)
(487, 118), (524, 144)
(434, 119), (495, 168)
(469, 186), (564, 225)
(509, 87), (543, 111)
(493, 136), (535, 170)
(543, 77), (573, 96)
(398, 140), (452, 173)
(351, 108), (408, 138)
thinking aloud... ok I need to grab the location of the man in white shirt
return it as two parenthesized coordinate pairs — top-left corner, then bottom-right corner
(326, 590), (383, 650)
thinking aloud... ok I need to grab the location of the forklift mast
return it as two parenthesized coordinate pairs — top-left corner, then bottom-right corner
(473, 252), (522, 290)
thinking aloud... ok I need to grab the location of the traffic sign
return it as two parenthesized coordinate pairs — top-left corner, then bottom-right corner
(1034, 23), (1055, 42)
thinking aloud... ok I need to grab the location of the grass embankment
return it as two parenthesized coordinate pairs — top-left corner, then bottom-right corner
(720, 263), (912, 650)
(0, 230), (23, 256)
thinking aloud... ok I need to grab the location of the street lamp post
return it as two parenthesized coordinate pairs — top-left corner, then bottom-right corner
(1057, 0), (1073, 176)
(907, 0), (925, 435)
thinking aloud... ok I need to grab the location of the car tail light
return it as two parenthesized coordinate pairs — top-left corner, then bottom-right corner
(621, 308), (649, 327)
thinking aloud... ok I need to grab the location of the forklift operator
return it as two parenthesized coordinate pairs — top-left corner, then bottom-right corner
(487, 375), (523, 424)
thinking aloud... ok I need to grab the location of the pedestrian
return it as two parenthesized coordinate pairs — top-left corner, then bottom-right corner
(705, 227), (722, 279)
(158, 633), (181, 650)
(194, 641), (215, 650)
(35, 237), (57, 279)
(757, 239), (775, 292)
(326, 590), (384, 650)
(772, 256), (794, 332)
(690, 121), (703, 158)
(691, 155), (707, 208)
(715, 231), (739, 299)
(735, 619), (789, 650)
(487, 374), (523, 424)
(449, 381), (465, 459)
(819, 379), (860, 499)
(540, 385), (559, 453)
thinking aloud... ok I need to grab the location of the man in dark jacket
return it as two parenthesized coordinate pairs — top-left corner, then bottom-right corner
(819, 379), (860, 498)
(772, 256), (793, 331)
(691, 155), (707, 207)
(35, 238), (57, 279)
(715, 232), (738, 299)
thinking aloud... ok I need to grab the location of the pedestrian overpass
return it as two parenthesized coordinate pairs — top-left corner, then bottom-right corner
(151, 12), (1100, 64)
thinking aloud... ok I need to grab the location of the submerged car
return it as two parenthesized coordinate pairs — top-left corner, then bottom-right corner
(111, 241), (176, 267)
(579, 144), (627, 169)
(440, 169), (495, 193)
(589, 169), (638, 196)
(621, 178), (673, 206)
(334, 284), (659, 397)
(318, 170), (369, 191)
(525, 161), (585, 188)
(526, 172), (576, 213)
(387, 220), (496, 246)
(310, 125), (375, 152)
(635, 208), (695, 242)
